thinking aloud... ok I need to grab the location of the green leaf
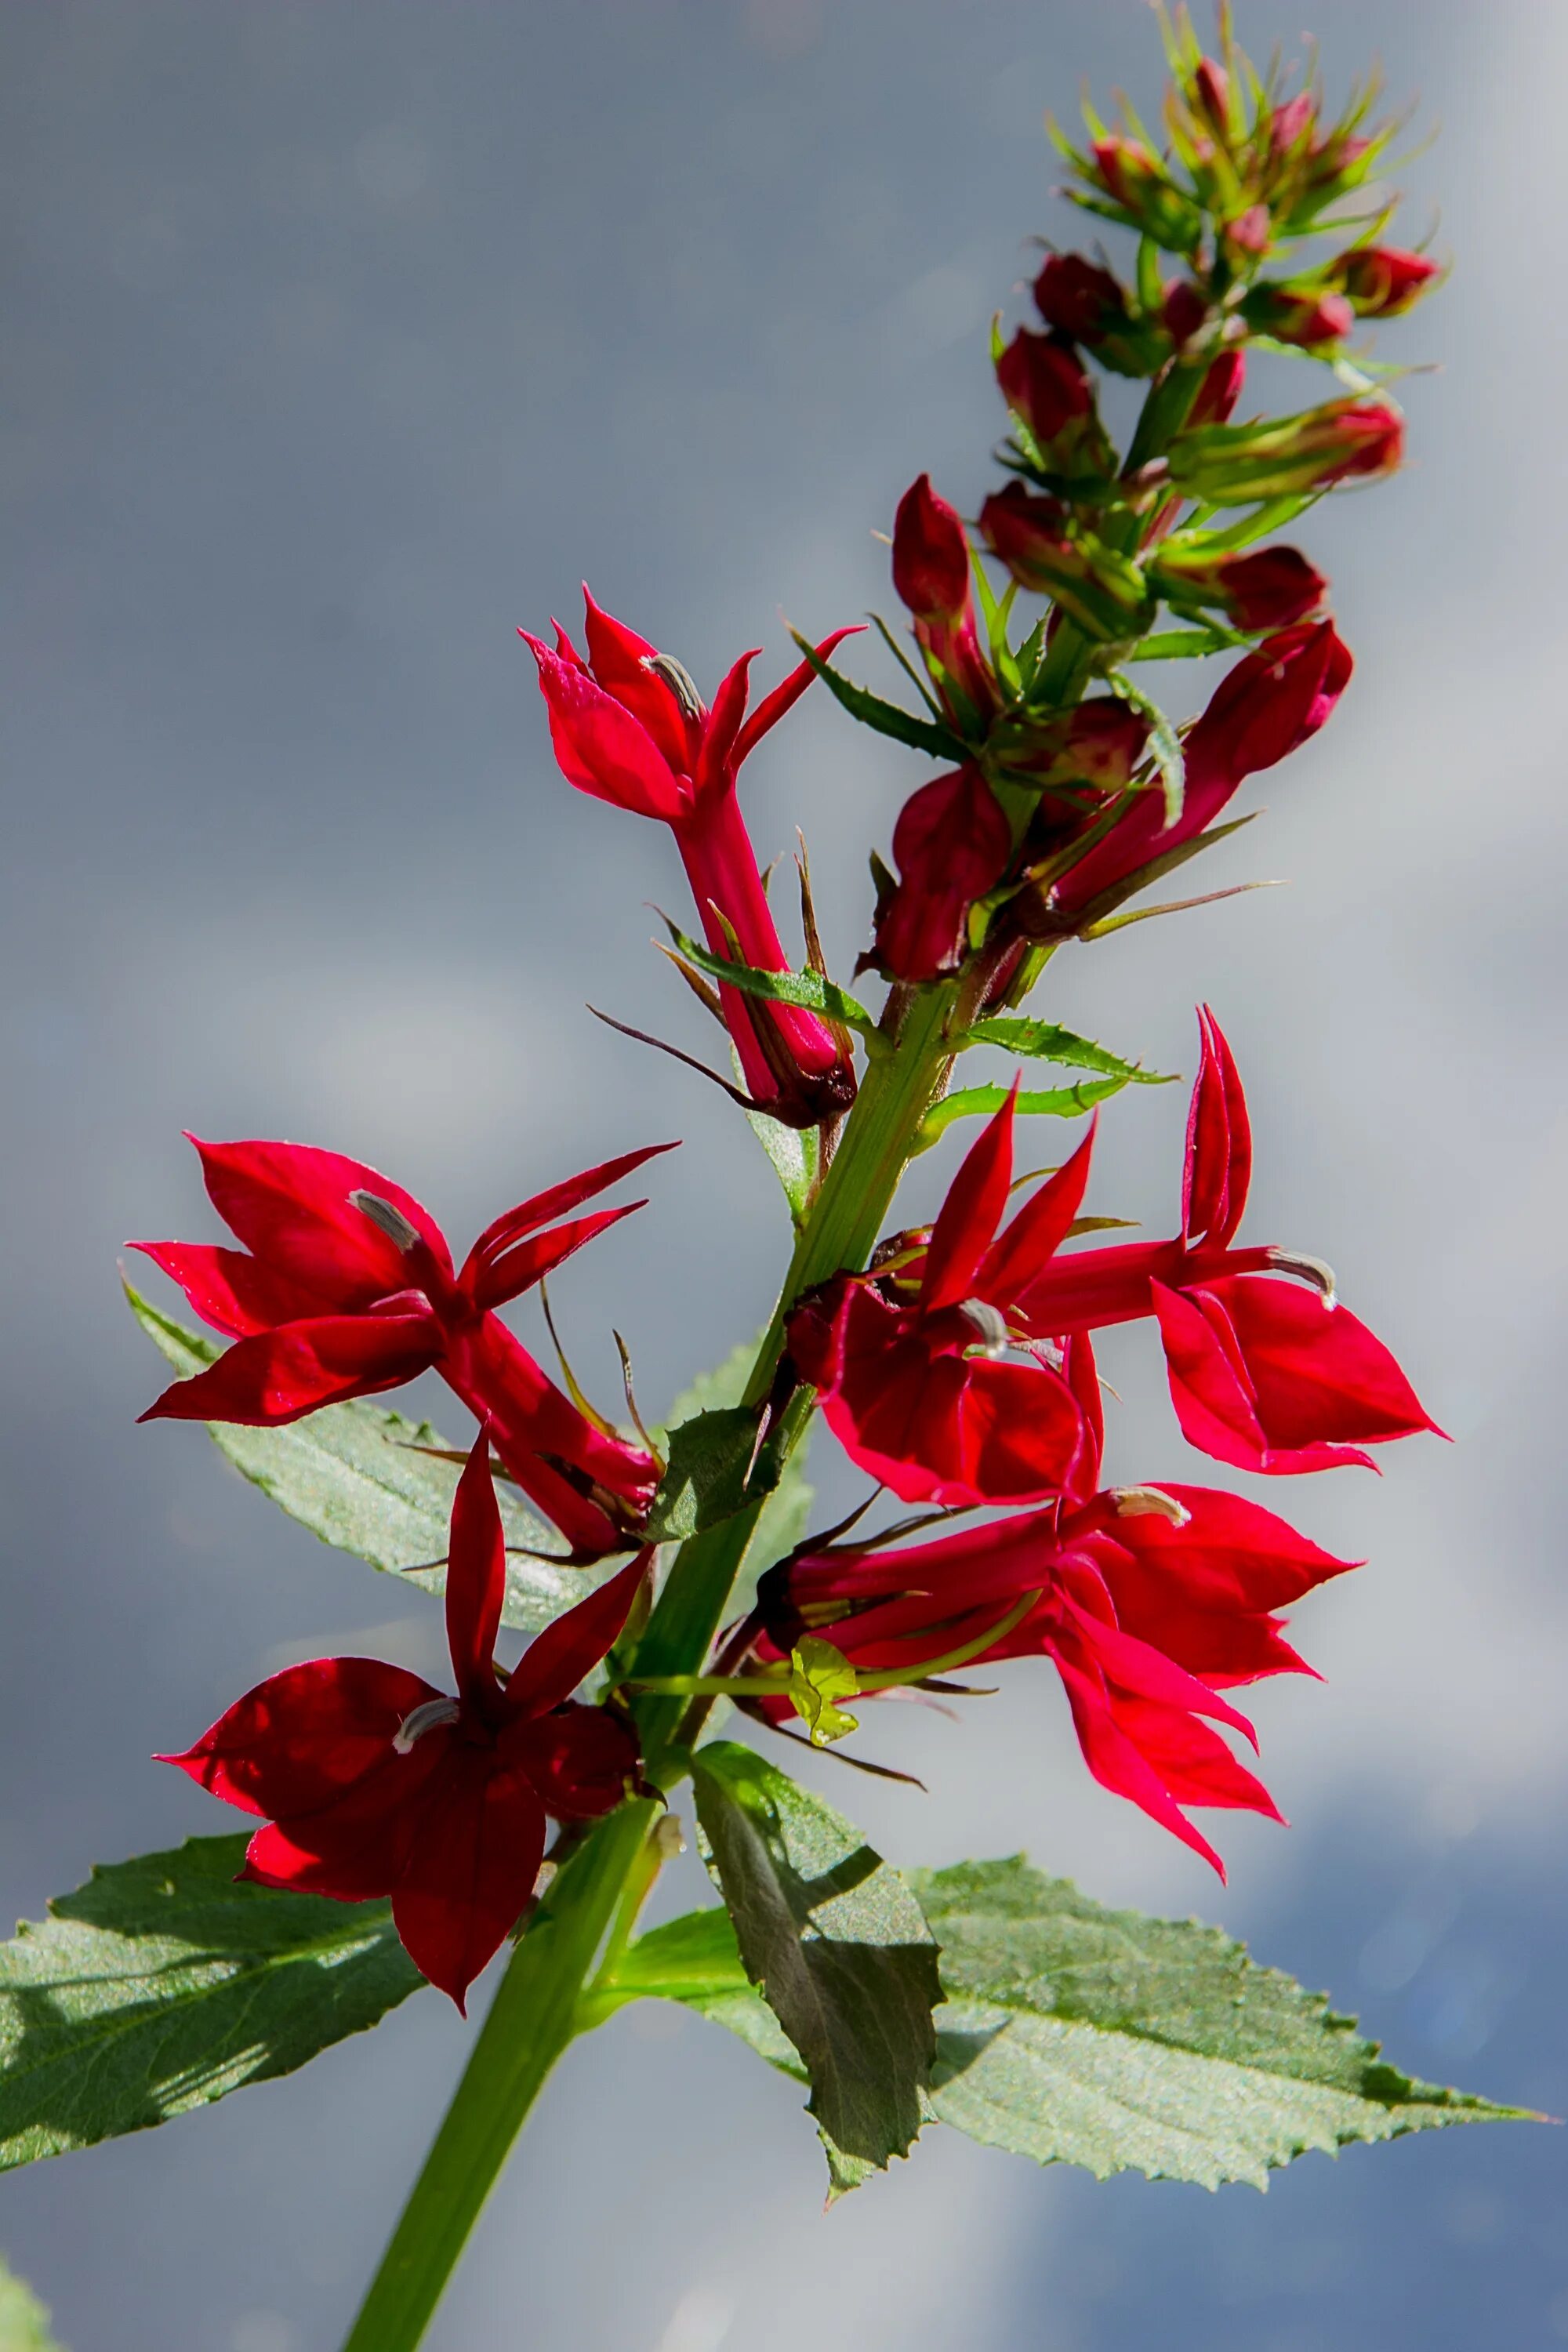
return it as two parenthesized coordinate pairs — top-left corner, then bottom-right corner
(615, 1862), (1530, 2194)
(583, 1904), (801, 2071)
(655, 1336), (814, 1615)
(644, 1407), (781, 1544)
(0, 2257), (64, 2350)
(691, 1743), (941, 2190)
(962, 1018), (1173, 1087)
(786, 1636), (861, 1746)
(742, 1097), (817, 1225)
(1106, 672), (1185, 826)
(125, 1281), (593, 1635)
(0, 1836), (426, 2171)
(789, 632), (967, 762)
(1127, 626), (1253, 662)
(664, 920), (877, 1039)
(916, 1078), (1128, 1149)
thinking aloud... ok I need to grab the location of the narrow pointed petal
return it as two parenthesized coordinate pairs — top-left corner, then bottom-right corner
(980, 1118), (1098, 1308)
(126, 1240), (331, 1338)
(1065, 1602), (1259, 1748)
(445, 1434), (510, 1719)
(1054, 1652), (1226, 1875)
(140, 1310), (440, 1426)
(921, 1090), (1017, 1311)
(1212, 1273), (1441, 1449)
(731, 625), (865, 766)
(691, 651), (759, 801)
(1108, 1697), (1286, 1818)
(506, 1550), (650, 1718)
(1097, 1483), (1355, 1612)
(522, 633), (690, 821)
(459, 1142), (679, 1288)
(1182, 1007), (1252, 1247)
(504, 1700), (641, 1817)
(189, 1136), (450, 1304)
(1059, 1331), (1105, 1503)
(391, 1751), (548, 2010)
(580, 588), (695, 773)
(158, 1656), (441, 1820)
(469, 1202), (648, 1314)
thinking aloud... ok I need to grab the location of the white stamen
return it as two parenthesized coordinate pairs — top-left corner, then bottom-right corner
(1112, 1485), (1192, 1525)
(1269, 1247), (1337, 1305)
(643, 651), (706, 722)
(393, 1697), (461, 1753)
(957, 1298), (1011, 1359)
(350, 1189), (422, 1254)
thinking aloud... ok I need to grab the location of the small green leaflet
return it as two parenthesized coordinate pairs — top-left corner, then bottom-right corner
(691, 1743), (942, 2194)
(0, 2258), (64, 2350)
(1127, 626), (1252, 662)
(786, 1636), (861, 1745)
(663, 920), (877, 1038)
(1106, 670), (1185, 826)
(963, 1018), (1173, 1088)
(125, 1281), (594, 1635)
(917, 1078), (1127, 1149)
(788, 632), (967, 763)
(644, 1406), (782, 1544)
(613, 1858), (1530, 2193)
(655, 1334), (814, 1617)
(0, 1836), (425, 2172)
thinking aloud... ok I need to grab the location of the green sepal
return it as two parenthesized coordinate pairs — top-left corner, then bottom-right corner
(788, 632), (967, 762)
(124, 1281), (594, 1633)
(961, 1018), (1174, 1087)
(916, 1076), (1129, 1149)
(1105, 670), (1185, 825)
(786, 1636), (862, 1745)
(0, 1836), (426, 2172)
(663, 919), (877, 1039)
(691, 1742), (941, 2191)
(1127, 625), (1255, 662)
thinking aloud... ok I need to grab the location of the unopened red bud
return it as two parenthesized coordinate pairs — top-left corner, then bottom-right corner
(1152, 543), (1329, 632)
(1162, 280), (1209, 350)
(892, 475), (972, 621)
(1192, 57), (1231, 135)
(1269, 93), (1315, 154)
(1004, 699), (1151, 791)
(1169, 397), (1403, 503)
(1224, 205), (1272, 257)
(1034, 253), (1128, 343)
(1242, 284), (1355, 348)
(1092, 134), (1160, 209)
(979, 485), (1152, 641)
(873, 766), (1013, 982)
(1192, 619), (1353, 777)
(996, 327), (1103, 469)
(1338, 245), (1442, 318)
(1188, 348), (1246, 426)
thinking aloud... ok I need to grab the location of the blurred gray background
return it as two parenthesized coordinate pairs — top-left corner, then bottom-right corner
(3, 2), (1566, 2346)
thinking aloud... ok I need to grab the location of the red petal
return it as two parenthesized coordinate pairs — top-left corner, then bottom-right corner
(1098, 1483), (1355, 1612)
(190, 1136), (450, 1305)
(522, 633), (689, 822)
(127, 1240), (332, 1338)
(1108, 1697), (1285, 1817)
(459, 1143), (678, 1292)
(158, 1656), (441, 1820)
(581, 588), (695, 774)
(731, 625), (864, 768)
(921, 1090), (1017, 1312)
(445, 1434), (509, 1719)
(1210, 1273), (1439, 1450)
(1182, 1007), (1252, 1248)
(504, 1702), (640, 1817)
(1053, 1650), (1225, 1876)
(469, 1202), (646, 1315)
(980, 1117), (1098, 1308)
(507, 1552), (650, 1718)
(391, 1751), (548, 2010)
(1064, 1602), (1258, 1748)
(240, 1754), (445, 1900)
(1059, 1331), (1105, 1503)
(140, 1310), (440, 1425)
(691, 651), (758, 801)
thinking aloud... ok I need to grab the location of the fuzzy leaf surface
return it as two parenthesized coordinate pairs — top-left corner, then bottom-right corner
(125, 1281), (590, 1634)
(691, 1742), (940, 2190)
(0, 1836), (425, 2171)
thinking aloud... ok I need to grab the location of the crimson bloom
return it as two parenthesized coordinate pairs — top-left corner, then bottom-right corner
(873, 766), (1012, 982)
(134, 1134), (673, 1560)
(522, 592), (858, 1128)
(753, 1338), (1353, 1873)
(162, 1436), (646, 2008)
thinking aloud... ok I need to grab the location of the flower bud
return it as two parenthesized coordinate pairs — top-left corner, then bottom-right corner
(1090, 137), (1204, 252)
(1168, 397), (1403, 503)
(1152, 543), (1329, 632)
(1034, 253), (1127, 342)
(1269, 93), (1315, 155)
(1241, 284), (1355, 348)
(1191, 618), (1353, 778)
(1223, 204), (1272, 259)
(1192, 57), (1232, 138)
(1188, 348), (1245, 426)
(979, 485), (1152, 641)
(873, 767), (1013, 982)
(995, 328), (1111, 474)
(1336, 245), (1442, 318)
(1161, 280), (1209, 350)
(1002, 699), (1152, 791)
(891, 474), (971, 621)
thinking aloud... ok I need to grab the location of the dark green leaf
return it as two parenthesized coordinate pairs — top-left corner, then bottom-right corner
(125, 1281), (592, 1634)
(663, 920), (876, 1038)
(0, 1836), (426, 2171)
(655, 1336), (814, 1614)
(0, 2257), (64, 2350)
(917, 1078), (1128, 1148)
(644, 1407), (781, 1544)
(963, 1018), (1173, 1087)
(691, 1743), (941, 2190)
(789, 632), (967, 762)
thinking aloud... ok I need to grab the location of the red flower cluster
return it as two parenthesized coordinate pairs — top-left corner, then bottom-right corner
(135, 1134), (674, 1561)
(163, 1436), (646, 2006)
(775, 1011), (1438, 1868)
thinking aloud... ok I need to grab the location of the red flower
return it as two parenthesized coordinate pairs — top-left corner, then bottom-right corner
(1033, 254), (1127, 343)
(522, 592), (859, 1127)
(1242, 285), (1356, 348)
(994, 329), (1111, 474)
(754, 1342), (1353, 1875)
(1338, 245), (1442, 318)
(1169, 397), (1405, 503)
(891, 476), (996, 726)
(1152, 543), (1329, 631)
(1050, 618), (1352, 920)
(161, 1436), (646, 2008)
(134, 1134), (674, 1560)
(873, 766), (1013, 982)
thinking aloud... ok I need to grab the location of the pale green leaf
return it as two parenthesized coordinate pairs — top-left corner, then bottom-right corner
(125, 1281), (593, 1635)
(963, 1018), (1173, 1087)
(0, 2257), (64, 2350)
(0, 1837), (425, 2171)
(691, 1743), (941, 2191)
(916, 1078), (1127, 1149)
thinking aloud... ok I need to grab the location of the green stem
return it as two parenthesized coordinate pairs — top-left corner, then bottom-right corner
(339, 1799), (658, 2352)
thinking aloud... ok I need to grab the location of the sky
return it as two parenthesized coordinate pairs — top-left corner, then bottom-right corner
(2, 2), (1566, 2347)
